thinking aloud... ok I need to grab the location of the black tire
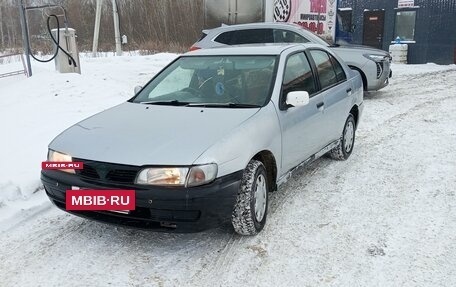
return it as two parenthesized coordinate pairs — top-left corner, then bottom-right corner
(231, 160), (269, 236)
(329, 114), (356, 160)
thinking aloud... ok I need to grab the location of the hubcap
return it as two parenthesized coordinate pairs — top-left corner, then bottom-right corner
(344, 121), (354, 153)
(254, 174), (267, 222)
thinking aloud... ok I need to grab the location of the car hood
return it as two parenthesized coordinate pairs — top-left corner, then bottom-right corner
(332, 44), (389, 55)
(49, 102), (260, 166)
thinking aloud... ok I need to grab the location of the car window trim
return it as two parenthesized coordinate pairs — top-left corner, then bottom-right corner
(230, 28), (274, 45)
(273, 28), (310, 44)
(131, 54), (280, 108)
(328, 53), (347, 82)
(305, 48), (347, 95)
(279, 50), (319, 111)
(213, 30), (234, 45)
(128, 55), (183, 103)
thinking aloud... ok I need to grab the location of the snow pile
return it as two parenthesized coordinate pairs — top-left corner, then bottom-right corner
(1, 55), (456, 286)
(0, 57), (454, 225)
(0, 53), (177, 224)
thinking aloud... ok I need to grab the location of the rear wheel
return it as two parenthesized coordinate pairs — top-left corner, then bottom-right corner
(329, 114), (356, 160)
(231, 160), (269, 235)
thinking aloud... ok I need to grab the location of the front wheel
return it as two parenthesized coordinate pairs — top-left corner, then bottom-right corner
(329, 114), (356, 160)
(231, 160), (269, 236)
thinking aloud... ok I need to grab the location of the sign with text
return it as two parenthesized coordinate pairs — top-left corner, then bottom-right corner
(42, 161), (84, 170)
(66, 189), (136, 211)
(398, 0), (415, 8)
(274, 0), (337, 41)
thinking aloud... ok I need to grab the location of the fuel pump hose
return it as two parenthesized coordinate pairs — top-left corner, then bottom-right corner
(28, 14), (77, 67)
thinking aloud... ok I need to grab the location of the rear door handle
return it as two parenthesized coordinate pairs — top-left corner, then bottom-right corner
(316, 102), (324, 109)
(346, 88), (352, 93)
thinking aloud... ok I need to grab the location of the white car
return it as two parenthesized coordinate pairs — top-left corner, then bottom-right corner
(41, 44), (363, 235)
(190, 22), (392, 91)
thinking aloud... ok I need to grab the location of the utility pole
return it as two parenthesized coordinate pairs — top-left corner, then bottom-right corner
(92, 0), (102, 56)
(112, 0), (122, 56)
(19, 0), (32, 76)
(0, 6), (5, 48)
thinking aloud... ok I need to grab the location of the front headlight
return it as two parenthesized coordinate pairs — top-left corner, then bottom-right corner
(186, 164), (218, 187)
(363, 54), (388, 62)
(48, 150), (72, 162)
(47, 150), (75, 173)
(136, 167), (189, 186)
(135, 164), (217, 187)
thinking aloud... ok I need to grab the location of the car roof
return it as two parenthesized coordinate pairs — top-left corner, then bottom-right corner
(201, 22), (330, 47)
(203, 22), (304, 34)
(185, 43), (325, 56)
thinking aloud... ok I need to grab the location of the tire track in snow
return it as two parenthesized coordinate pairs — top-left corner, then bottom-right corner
(359, 69), (456, 135)
(188, 232), (249, 286)
(189, 68), (456, 286)
(2, 66), (455, 287)
(241, 69), (456, 287)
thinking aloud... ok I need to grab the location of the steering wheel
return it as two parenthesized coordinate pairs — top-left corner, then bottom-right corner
(200, 76), (242, 104)
(198, 76), (214, 90)
(181, 87), (204, 98)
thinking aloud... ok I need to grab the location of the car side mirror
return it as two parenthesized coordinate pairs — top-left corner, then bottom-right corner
(286, 91), (310, 108)
(134, 86), (142, 95)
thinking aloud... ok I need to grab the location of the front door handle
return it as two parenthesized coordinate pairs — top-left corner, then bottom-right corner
(316, 102), (324, 109)
(346, 88), (352, 93)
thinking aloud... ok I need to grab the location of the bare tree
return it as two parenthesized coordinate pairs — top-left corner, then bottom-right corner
(0, 5), (5, 48)
(0, 0), (205, 53)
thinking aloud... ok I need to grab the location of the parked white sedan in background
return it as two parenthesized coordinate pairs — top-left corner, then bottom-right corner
(41, 43), (363, 235)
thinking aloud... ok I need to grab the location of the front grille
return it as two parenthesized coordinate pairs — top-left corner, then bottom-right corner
(74, 159), (141, 184)
(106, 169), (139, 183)
(376, 62), (384, 79)
(79, 165), (100, 179)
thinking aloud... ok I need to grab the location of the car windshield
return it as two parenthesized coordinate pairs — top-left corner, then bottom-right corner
(132, 55), (278, 107)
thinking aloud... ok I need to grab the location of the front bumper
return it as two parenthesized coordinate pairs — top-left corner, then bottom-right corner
(41, 169), (242, 232)
(366, 60), (392, 91)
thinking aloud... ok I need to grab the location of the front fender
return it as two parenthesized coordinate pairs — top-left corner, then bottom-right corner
(192, 102), (282, 179)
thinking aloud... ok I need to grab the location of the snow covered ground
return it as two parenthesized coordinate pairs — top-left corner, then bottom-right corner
(0, 55), (455, 287)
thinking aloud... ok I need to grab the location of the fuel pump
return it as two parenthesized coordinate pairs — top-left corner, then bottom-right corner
(19, 2), (81, 76)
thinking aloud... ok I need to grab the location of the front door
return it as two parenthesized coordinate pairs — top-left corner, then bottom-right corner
(277, 52), (325, 172)
(362, 10), (385, 49)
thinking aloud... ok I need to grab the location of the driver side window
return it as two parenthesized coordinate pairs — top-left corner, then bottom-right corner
(282, 52), (316, 97)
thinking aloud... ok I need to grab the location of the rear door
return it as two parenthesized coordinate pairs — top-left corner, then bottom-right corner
(308, 49), (350, 144)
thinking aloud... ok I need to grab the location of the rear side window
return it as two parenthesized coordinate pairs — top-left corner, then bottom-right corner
(282, 52), (317, 96)
(273, 29), (309, 43)
(309, 50), (338, 89)
(330, 55), (347, 82)
(198, 32), (208, 41)
(231, 29), (274, 44)
(214, 31), (234, 44)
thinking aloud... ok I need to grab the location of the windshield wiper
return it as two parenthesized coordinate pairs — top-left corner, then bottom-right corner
(140, 100), (190, 106)
(186, 103), (261, 108)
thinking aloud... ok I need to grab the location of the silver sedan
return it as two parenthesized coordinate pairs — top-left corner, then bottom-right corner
(190, 22), (392, 91)
(41, 44), (363, 235)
